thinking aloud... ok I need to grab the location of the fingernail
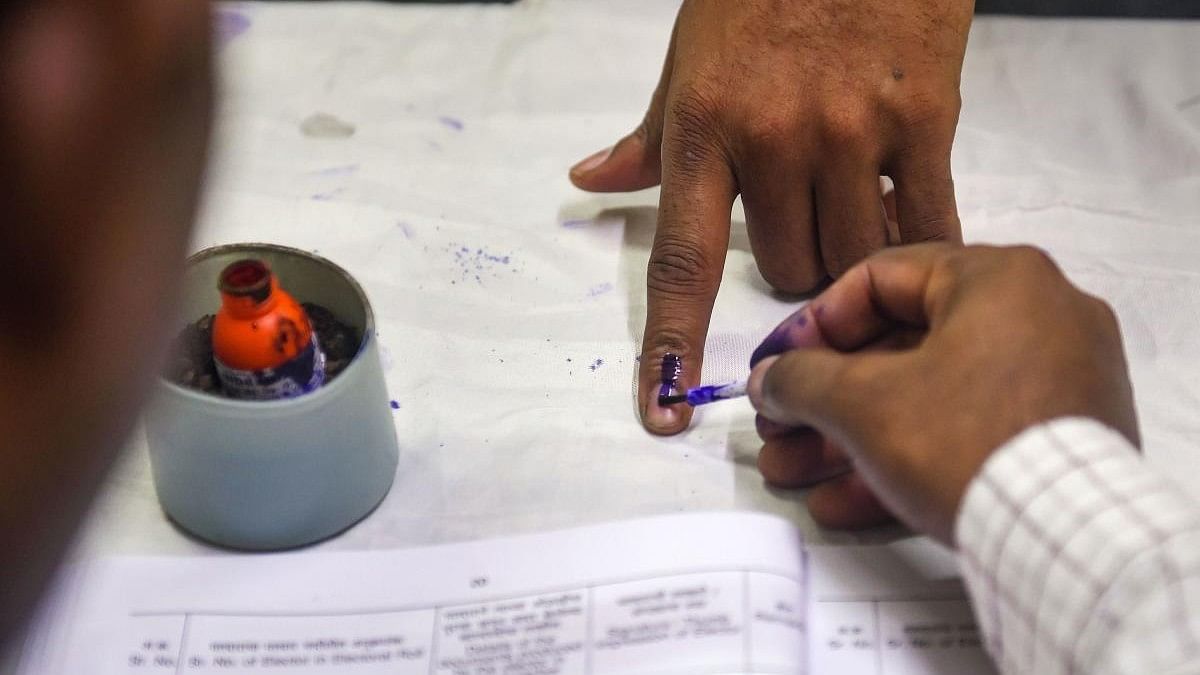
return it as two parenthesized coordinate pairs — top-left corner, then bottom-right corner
(643, 396), (682, 434)
(571, 146), (613, 176)
(747, 355), (781, 410)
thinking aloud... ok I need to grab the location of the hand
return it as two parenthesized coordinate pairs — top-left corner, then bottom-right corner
(0, 0), (212, 643)
(570, 0), (974, 434)
(747, 244), (1140, 545)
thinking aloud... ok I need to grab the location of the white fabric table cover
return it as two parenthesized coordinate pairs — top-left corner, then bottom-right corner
(69, 1), (1200, 559)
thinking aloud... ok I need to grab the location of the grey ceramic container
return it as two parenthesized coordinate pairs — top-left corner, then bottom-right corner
(145, 243), (398, 550)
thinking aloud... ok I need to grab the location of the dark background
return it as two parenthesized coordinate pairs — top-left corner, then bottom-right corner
(421, 0), (1200, 14)
(975, 0), (1200, 17)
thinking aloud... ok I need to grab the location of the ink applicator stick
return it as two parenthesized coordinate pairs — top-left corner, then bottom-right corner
(656, 353), (748, 407)
(659, 381), (749, 407)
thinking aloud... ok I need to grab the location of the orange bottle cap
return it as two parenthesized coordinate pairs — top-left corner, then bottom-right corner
(212, 259), (315, 371)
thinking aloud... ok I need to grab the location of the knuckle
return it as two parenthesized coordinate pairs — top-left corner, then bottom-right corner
(647, 235), (719, 297)
(741, 109), (795, 154)
(664, 87), (725, 175)
(899, 191), (961, 244)
(1086, 295), (1121, 332)
(823, 237), (881, 280)
(886, 87), (961, 134)
(823, 255), (856, 281)
(1009, 245), (1062, 277)
(932, 246), (974, 285)
(820, 104), (875, 153)
(634, 100), (666, 146)
(904, 215), (958, 244)
(632, 116), (652, 144)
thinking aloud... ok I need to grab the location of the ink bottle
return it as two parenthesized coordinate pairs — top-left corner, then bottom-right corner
(212, 259), (326, 400)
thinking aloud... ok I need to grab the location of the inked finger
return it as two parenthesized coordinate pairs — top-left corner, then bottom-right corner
(637, 89), (736, 435)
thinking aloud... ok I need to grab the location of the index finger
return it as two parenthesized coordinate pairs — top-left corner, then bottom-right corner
(638, 99), (736, 435)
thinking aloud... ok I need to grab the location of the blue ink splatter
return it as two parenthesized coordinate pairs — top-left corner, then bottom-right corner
(311, 187), (345, 201)
(587, 282), (613, 298)
(438, 116), (464, 131)
(561, 218), (593, 229)
(389, 400), (401, 410)
(444, 242), (518, 285)
(311, 164), (359, 177)
(589, 359), (604, 371)
(216, 9), (252, 47)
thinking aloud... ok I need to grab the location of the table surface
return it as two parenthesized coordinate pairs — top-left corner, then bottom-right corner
(68, 1), (1200, 561)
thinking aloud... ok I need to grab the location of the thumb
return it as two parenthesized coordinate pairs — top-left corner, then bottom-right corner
(570, 19), (675, 193)
(748, 349), (892, 442)
(569, 123), (662, 193)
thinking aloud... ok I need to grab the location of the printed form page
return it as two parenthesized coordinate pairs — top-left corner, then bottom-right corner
(22, 513), (808, 675)
(808, 540), (996, 675)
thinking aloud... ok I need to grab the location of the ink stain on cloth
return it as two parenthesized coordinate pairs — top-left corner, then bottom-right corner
(587, 282), (613, 298)
(311, 187), (346, 202)
(444, 243), (519, 285)
(300, 113), (357, 139)
(437, 116), (465, 131)
(310, 164), (359, 178)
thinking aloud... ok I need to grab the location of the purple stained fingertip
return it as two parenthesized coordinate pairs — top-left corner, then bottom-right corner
(659, 353), (682, 401)
(749, 309), (809, 368)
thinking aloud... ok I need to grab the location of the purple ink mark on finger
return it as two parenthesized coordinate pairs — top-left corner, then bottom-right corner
(659, 353), (682, 402)
(438, 116), (464, 131)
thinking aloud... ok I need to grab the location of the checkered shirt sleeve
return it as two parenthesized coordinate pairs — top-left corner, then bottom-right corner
(955, 417), (1200, 675)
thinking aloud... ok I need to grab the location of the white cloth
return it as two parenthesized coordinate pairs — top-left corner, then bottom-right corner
(957, 417), (1200, 674)
(67, 3), (1200, 558)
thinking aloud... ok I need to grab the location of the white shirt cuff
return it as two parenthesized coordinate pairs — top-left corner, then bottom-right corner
(954, 417), (1200, 674)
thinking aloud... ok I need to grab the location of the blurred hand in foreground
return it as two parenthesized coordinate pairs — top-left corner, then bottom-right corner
(0, 0), (213, 644)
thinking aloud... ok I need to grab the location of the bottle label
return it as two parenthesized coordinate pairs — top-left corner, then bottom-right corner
(215, 333), (327, 400)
